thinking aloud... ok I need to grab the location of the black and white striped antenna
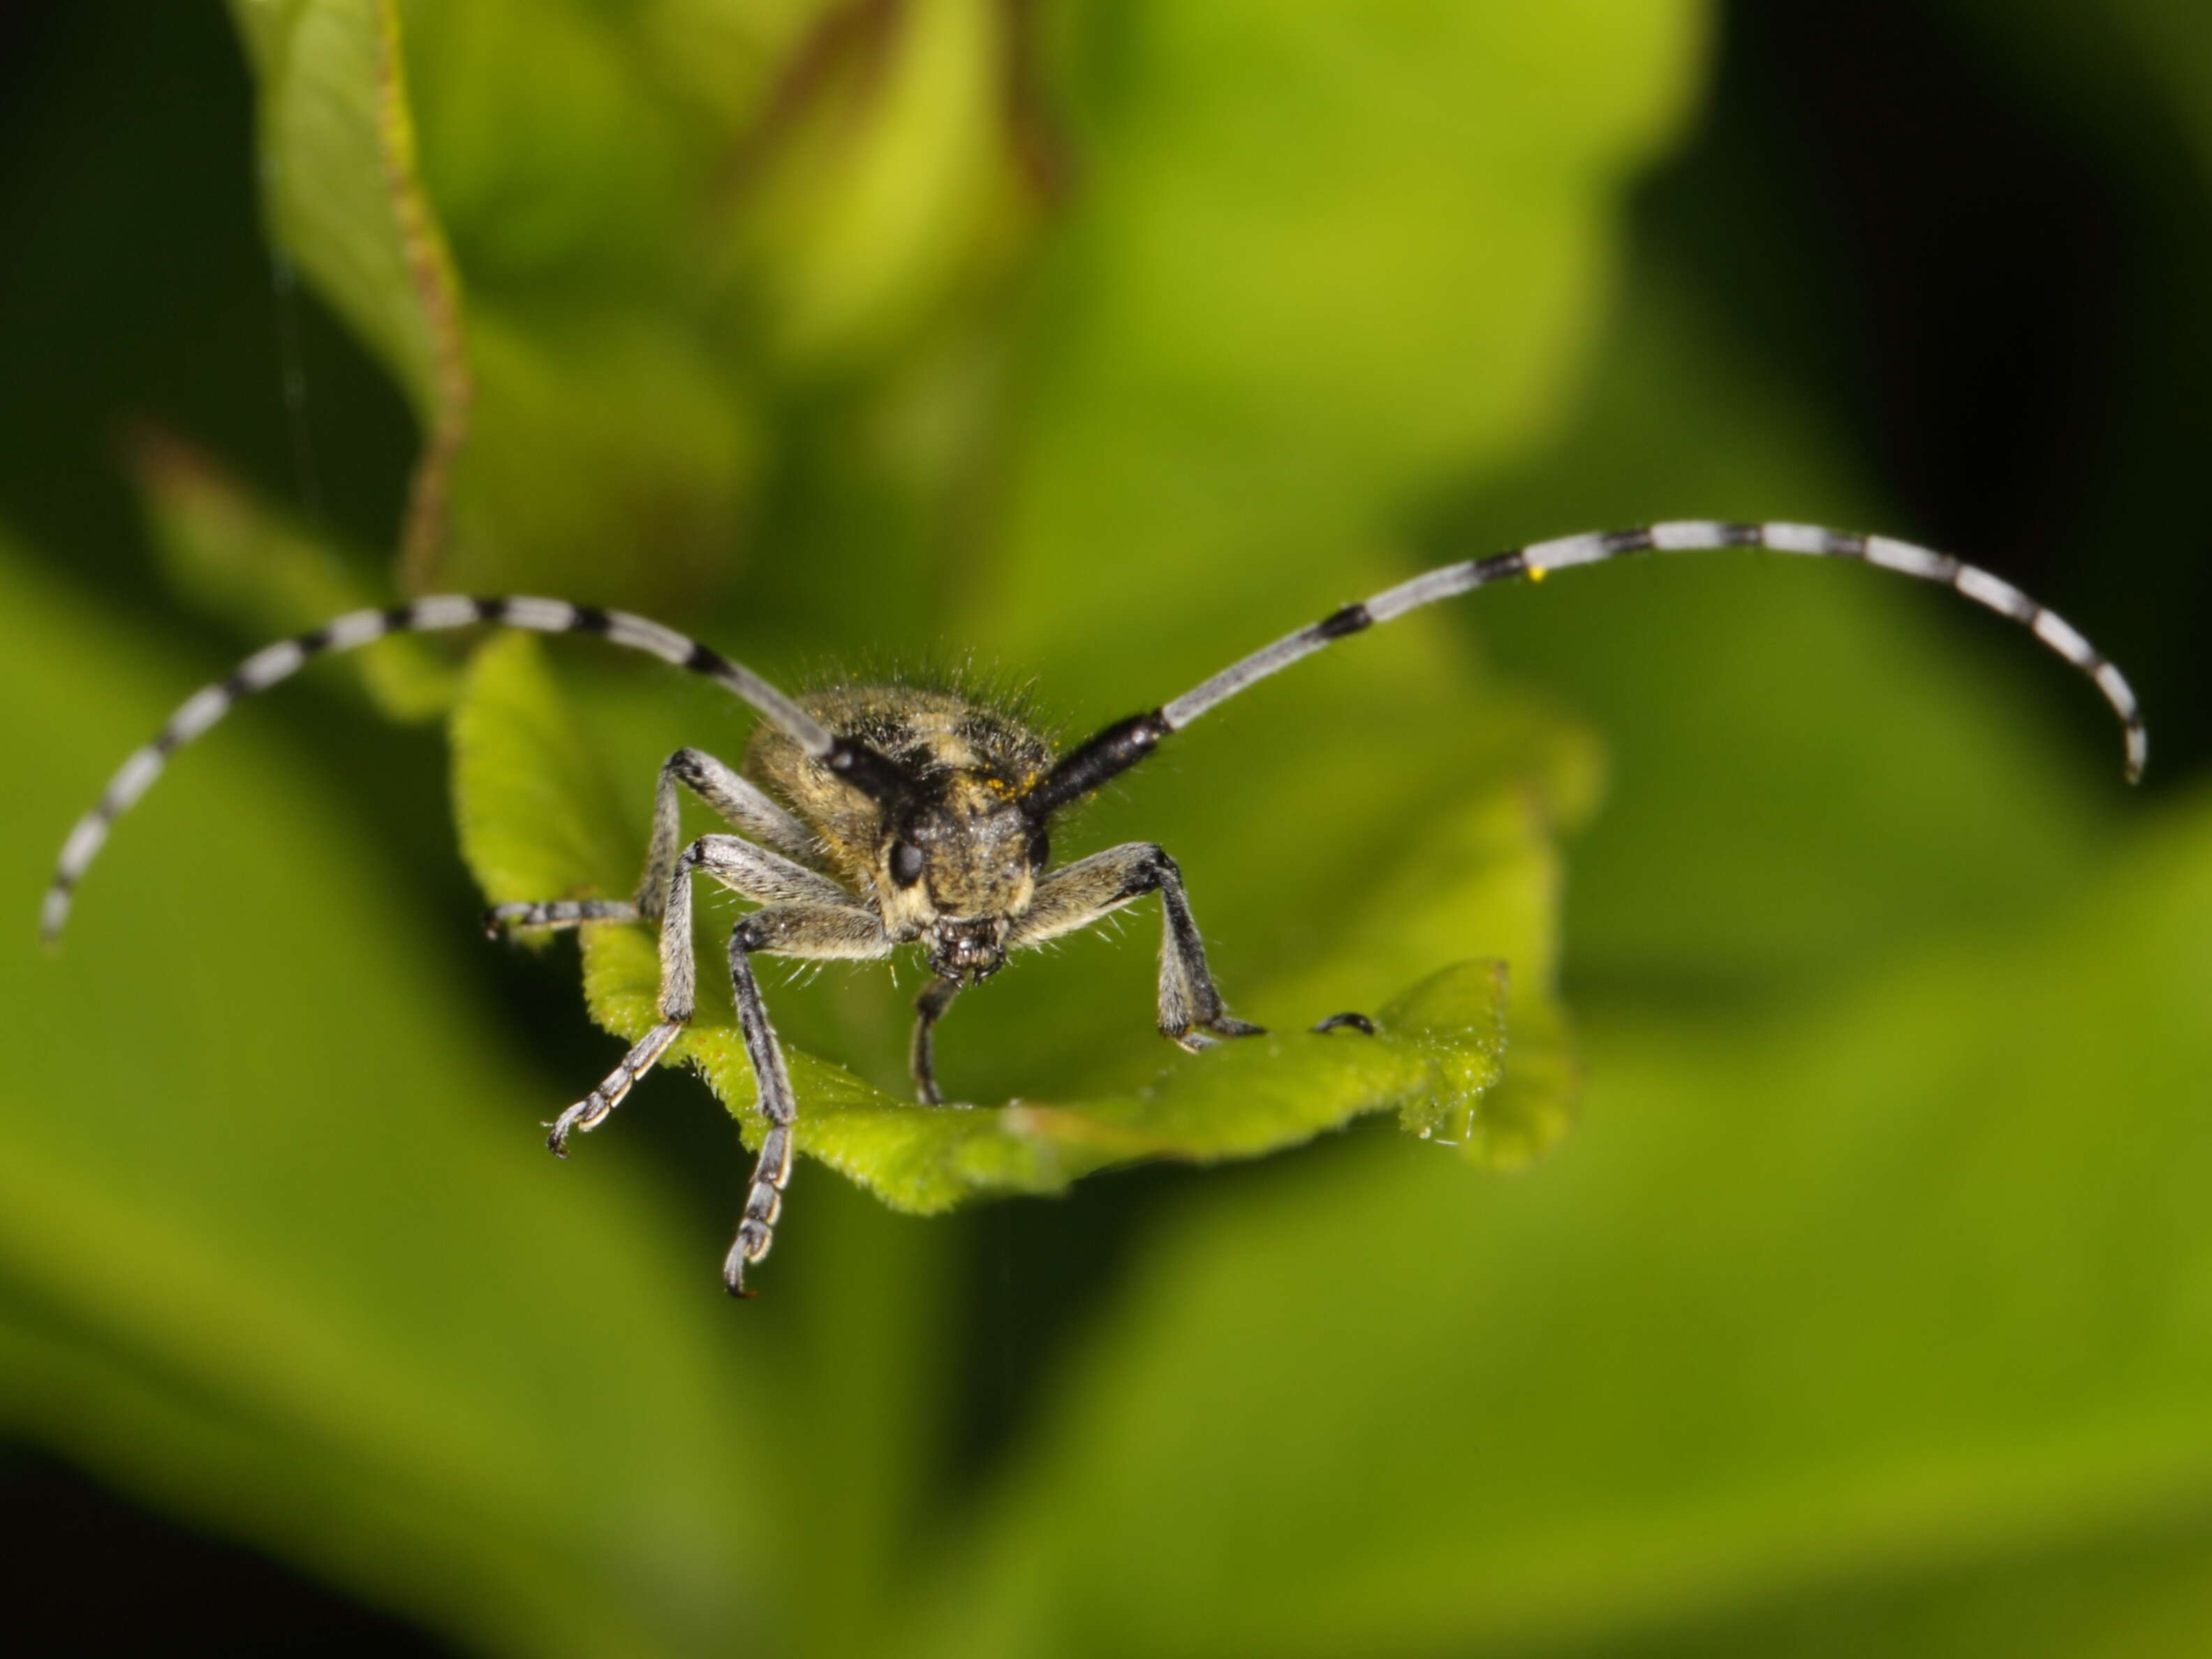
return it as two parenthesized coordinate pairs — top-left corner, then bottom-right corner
(1024, 521), (2144, 814)
(42, 595), (910, 942)
(47, 522), (2146, 941)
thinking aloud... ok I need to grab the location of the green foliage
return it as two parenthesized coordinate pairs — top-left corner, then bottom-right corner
(448, 632), (635, 913)
(227, 0), (458, 429)
(1443, 265), (2111, 1003)
(128, 429), (458, 720)
(227, 0), (1038, 604)
(7, 1), (2211, 1656)
(0, 539), (765, 1658)
(226, 0), (471, 591)
(899, 795), (2212, 1659)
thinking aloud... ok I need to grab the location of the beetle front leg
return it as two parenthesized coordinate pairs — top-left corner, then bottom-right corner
(1011, 842), (1264, 1049)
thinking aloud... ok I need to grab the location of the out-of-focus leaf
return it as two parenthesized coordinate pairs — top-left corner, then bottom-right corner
(0, 532), (765, 1658)
(128, 427), (457, 720)
(631, 0), (823, 135)
(226, 0), (762, 604)
(733, 0), (1035, 373)
(1439, 265), (2114, 1003)
(390, 0), (776, 603)
(449, 624), (639, 918)
(899, 794), (2212, 1659)
(1574, 1496), (2212, 1659)
(395, 0), (695, 293)
(226, 0), (470, 591)
(227, 0), (461, 434)
(453, 300), (762, 607)
(228, 0), (1040, 607)
(450, 631), (1571, 1212)
(987, 0), (1709, 670)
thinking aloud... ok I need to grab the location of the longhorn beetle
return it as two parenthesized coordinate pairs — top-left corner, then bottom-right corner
(45, 523), (2145, 1294)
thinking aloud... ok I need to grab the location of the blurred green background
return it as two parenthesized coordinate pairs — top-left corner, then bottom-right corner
(4, 1), (2211, 1653)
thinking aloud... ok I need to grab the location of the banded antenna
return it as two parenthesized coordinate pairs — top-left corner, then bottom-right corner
(42, 595), (908, 942)
(1024, 522), (2145, 816)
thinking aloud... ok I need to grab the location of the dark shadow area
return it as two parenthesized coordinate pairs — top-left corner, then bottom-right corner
(0, 1445), (452, 1656)
(1644, 0), (2209, 771)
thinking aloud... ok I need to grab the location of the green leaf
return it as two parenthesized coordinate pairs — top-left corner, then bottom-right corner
(1440, 260), (2111, 1005)
(985, 0), (1710, 672)
(394, 0), (699, 293)
(588, 929), (1527, 1212)
(228, 0), (460, 432)
(226, 0), (469, 591)
(451, 297), (763, 607)
(226, 0), (1038, 608)
(894, 793), (2212, 1659)
(0, 530), (766, 1658)
(449, 612), (640, 912)
(127, 427), (458, 721)
(730, 0), (1035, 373)
(227, 0), (760, 603)
(449, 630), (1575, 1215)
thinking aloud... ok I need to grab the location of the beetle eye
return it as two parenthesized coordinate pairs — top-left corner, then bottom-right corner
(1026, 825), (1050, 870)
(889, 840), (926, 887)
